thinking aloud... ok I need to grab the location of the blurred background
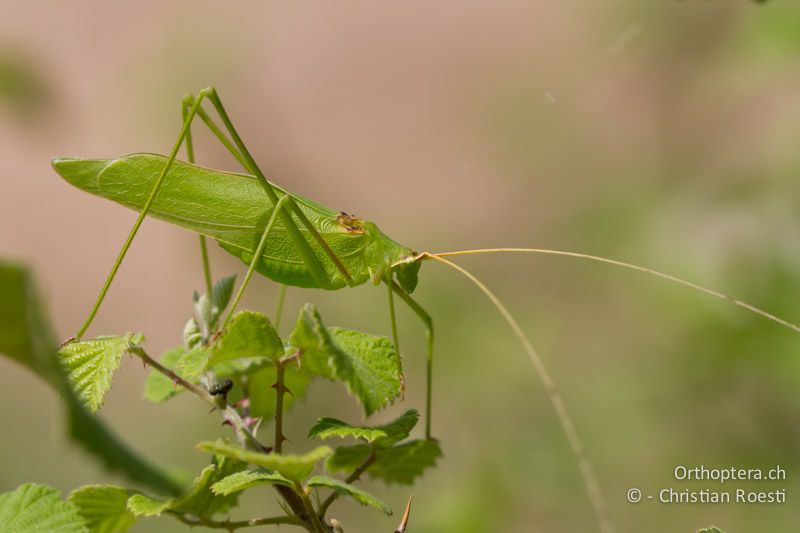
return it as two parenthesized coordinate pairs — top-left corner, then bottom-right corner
(1, 1), (799, 531)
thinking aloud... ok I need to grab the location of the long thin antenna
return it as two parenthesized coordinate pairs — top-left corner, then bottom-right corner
(426, 248), (800, 334)
(427, 254), (614, 533)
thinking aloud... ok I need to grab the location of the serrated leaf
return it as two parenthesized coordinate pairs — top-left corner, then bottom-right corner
(127, 455), (246, 518)
(172, 455), (245, 516)
(198, 440), (332, 481)
(308, 418), (387, 443)
(57, 333), (143, 412)
(290, 304), (401, 415)
(174, 346), (211, 382)
(125, 494), (171, 518)
(0, 262), (180, 496)
(142, 347), (186, 403)
(327, 439), (441, 485)
(208, 311), (283, 368)
(308, 410), (418, 447)
(307, 476), (392, 515)
(0, 483), (88, 533)
(182, 318), (203, 349)
(68, 485), (135, 533)
(211, 469), (293, 496)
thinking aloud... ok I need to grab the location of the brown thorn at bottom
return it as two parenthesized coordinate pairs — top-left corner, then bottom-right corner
(394, 495), (412, 533)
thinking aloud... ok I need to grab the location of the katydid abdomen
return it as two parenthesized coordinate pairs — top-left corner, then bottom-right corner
(53, 153), (420, 292)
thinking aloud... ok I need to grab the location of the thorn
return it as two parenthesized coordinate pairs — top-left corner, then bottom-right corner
(394, 495), (412, 533)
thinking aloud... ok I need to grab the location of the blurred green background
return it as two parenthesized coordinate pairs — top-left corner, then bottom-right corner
(1, 1), (799, 531)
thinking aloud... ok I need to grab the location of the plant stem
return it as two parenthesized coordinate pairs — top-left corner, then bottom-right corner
(317, 448), (376, 518)
(274, 361), (287, 453)
(274, 284), (287, 329)
(199, 235), (213, 296)
(170, 510), (303, 530)
(131, 347), (259, 450)
(296, 482), (327, 533)
(133, 346), (316, 530)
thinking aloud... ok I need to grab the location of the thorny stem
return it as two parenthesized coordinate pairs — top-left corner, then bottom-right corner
(130, 347), (261, 450)
(170, 510), (303, 531)
(131, 346), (317, 531)
(273, 361), (288, 453)
(317, 447), (377, 518)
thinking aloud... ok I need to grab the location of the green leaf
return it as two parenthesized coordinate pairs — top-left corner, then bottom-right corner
(211, 275), (236, 318)
(198, 440), (332, 481)
(142, 347), (186, 403)
(307, 476), (392, 515)
(172, 455), (245, 516)
(174, 346), (211, 382)
(209, 311), (284, 368)
(327, 439), (442, 485)
(68, 485), (135, 533)
(290, 304), (402, 415)
(127, 455), (246, 518)
(211, 469), (293, 496)
(125, 494), (171, 518)
(57, 333), (143, 412)
(0, 483), (88, 533)
(182, 318), (203, 349)
(308, 410), (418, 447)
(698, 528), (725, 533)
(0, 261), (180, 496)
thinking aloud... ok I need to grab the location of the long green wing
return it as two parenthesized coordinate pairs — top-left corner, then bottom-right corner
(54, 154), (382, 289)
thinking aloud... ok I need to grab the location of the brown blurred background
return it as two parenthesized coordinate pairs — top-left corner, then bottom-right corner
(2, 1), (800, 531)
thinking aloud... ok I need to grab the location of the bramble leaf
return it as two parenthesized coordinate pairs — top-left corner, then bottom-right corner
(211, 275), (236, 319)
(182, 318), (203, 349)
(125, 494), (171, 517)
(290, 304), (402, 415)
(68, 485), (135, 533)
(308, 410), (419, 447)
(0, 483), (88, 533)
(174, 346), (211, 382)
(327, 439), (442, 485)
(127, 455), (246, 518)
(211, 469), (293, 496)
(57, 333), (143, 412)
(208, 311), (284, 368)
(198, 440), (332, 481)
(307, 476), (392, 515)
(142, 347), (186, 403)
(0, 261), (180, 495)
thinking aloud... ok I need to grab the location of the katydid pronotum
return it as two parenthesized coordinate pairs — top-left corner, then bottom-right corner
(52, 87), (800, 533)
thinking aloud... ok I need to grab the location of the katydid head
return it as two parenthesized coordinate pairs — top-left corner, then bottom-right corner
(359, 219), (421, 293)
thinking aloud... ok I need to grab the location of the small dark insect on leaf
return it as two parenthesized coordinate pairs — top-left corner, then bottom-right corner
(209, 379), (233, 396)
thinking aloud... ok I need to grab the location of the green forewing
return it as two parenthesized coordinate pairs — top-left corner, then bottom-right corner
(53, 154), (419, 291)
